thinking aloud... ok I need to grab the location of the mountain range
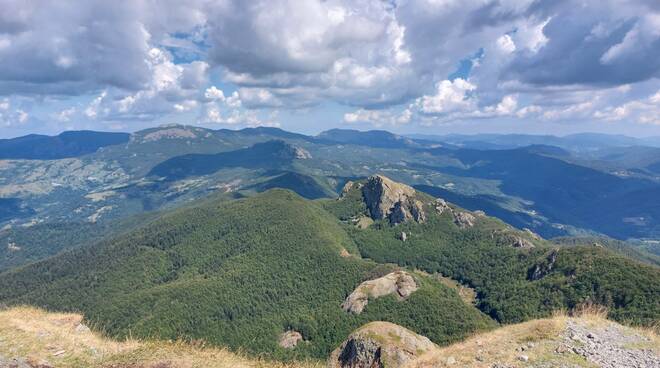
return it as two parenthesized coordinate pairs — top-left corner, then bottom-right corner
(2, 125), (659, 273)
(1, 174), (657, 361)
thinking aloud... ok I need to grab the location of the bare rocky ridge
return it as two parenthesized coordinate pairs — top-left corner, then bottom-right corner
(361, 175), (425, 225)
(328, 322), (436, 368)
(341, 271), (418, 314)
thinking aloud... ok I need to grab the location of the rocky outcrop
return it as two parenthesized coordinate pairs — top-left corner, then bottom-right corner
(511, 236), (535, 249)
(452, 211), (476, 228)
(142, 127), (197, 142)
(494, 230), (535, 249)
(433, 198), (450, 215)
(328, 322), (436, 368)
(361, 175), (425, 224)
(278, 330), (304, 349)
(342, 271), (417, 314)
(528, 249), (559, 280)
(340, 181), (363, 199)
(294, 147), (312, 159)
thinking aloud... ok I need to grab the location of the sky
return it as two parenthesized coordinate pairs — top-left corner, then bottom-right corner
(1, 0), (660, 138)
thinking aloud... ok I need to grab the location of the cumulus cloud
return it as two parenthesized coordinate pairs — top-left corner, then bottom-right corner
(1, 0), (659, 134)
(343, 108), (411, 126)
(594, 89), (660, 125)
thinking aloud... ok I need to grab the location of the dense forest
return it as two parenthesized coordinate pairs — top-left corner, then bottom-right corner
(0, 190), (494, 359)
(0, 182), (658, 360)
(323, 181), (660, 326)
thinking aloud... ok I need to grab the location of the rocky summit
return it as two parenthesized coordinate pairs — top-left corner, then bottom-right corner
(361, 175), (426, 224)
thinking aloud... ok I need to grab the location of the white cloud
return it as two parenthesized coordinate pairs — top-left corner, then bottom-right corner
(416, 79), (477, 115)
(54, 107), (76, 122)
(343, 108), (411, 126)
(594, 89), (660, 125)
(204, 86), (225, 101)
(497, 35), (516, 54)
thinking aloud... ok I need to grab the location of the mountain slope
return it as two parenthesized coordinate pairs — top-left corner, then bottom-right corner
(0, 189), (494, 359)
(323, 176), (660, 326)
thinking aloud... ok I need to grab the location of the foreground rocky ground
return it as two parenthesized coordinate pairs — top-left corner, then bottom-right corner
(405, 309), (659, 368)
(0, 307), (657, 368)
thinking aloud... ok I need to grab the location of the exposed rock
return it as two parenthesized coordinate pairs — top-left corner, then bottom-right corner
(7, 242), (21, 252)
(294, 147), (312, 159)
(142, 128), (197, 142)
(342, 271), (418, 314)
(433, 198), (449, 215)
(528, 250), (559, 280)
(453, 211), (476, 228)
(74, 323), (90, 334)
(361, 175), (425, 225)
(278, 330), (304, 349)
(474, 210), (486, 217)
(328, 322), (436, 368)
(0, 356), (31, 368)
(562, 319), (660, 368)
(340, 181), (355, 198)
(512, 237), (535, 249)
(399, 232), (407, 242)
(340, 248), (351, 258)
(493, 230), (535, 249)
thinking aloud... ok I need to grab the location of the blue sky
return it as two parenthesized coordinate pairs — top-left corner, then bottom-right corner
(1, 0), (659, 138)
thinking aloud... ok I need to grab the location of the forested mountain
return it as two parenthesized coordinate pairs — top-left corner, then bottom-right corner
(1, 125), (660, 272)
(0, 176), (657, 360)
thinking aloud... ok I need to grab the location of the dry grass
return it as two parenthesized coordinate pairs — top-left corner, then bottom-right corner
(405, 304), (659, 368)
(405, 316), (568, 368)
(0, 306), (321, 368)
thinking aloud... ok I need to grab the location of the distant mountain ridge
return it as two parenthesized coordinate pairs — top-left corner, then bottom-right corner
(0, 130), (130, 159)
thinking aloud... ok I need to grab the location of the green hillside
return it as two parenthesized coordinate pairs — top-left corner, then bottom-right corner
(324, 179), (660, 326)
(0, 189), (494, 360)
(1, 175), (658, 362)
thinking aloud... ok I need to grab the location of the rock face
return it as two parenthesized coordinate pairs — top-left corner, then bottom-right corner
(328, 322), (436, 368)
(528, 250), (559, 280)
(433, 198), (450, 214)
(494, 231), (535, 249)
(294, 147), (312, 159)
(342, 271), (418, 314)
(452, 211), (476, 228)
(511, 236), (535, 249)
(278, 330), (303, 349)
(361, 175), (425, 224)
